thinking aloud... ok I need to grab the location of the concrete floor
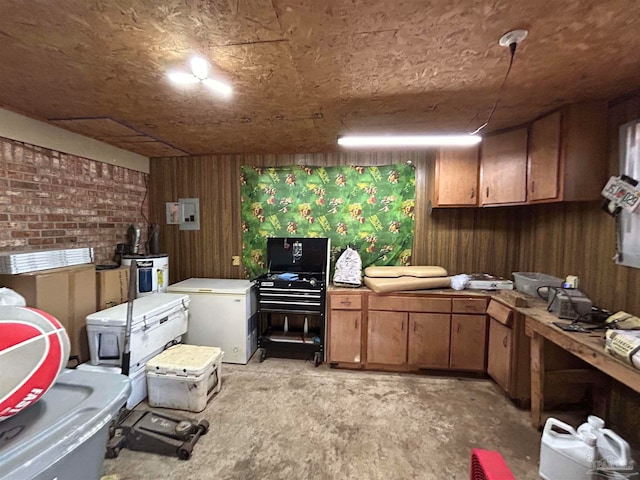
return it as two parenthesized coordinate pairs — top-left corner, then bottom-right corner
(102, 357), (543, 479)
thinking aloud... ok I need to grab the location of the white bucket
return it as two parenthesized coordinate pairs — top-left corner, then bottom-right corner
(578, 416), (637, 476)
(121, 254), (169, 297)
(539, 417), (597, 480)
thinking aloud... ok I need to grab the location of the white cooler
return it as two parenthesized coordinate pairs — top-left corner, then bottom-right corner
(85, 293), (190, 370)
(146, 344), (223, 413)
(76, 362), (147, 410)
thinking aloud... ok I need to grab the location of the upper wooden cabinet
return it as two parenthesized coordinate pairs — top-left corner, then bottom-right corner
(528, 102), (608, 203)
(432, 101), (608, 208)
(433, 146), (479, 207)
(480, 127), (528, 206)
(528, 111), (561, 202)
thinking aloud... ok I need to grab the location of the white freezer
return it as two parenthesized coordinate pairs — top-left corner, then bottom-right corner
(167, 278), (257, 364)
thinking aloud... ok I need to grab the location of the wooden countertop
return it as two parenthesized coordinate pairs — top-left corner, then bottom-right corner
(328, 285), (493, 297)
(518, 299), (640, 393)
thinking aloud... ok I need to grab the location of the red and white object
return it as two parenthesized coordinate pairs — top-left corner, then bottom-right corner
(601, 176), (640, 213)
(0, 306), (70, 421)
(470, 448), (515, 480)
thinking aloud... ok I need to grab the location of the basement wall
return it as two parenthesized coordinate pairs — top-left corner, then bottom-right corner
(0, 137), (148, 264)
(147, 92), (640, 316)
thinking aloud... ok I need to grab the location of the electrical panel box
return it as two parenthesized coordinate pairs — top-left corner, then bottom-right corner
(179, 198), (200, 231)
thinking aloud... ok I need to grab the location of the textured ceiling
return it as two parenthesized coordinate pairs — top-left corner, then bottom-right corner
(0, 0), (638, 157)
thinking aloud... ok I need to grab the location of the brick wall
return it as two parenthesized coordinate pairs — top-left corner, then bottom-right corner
(0, 136), (148, 264)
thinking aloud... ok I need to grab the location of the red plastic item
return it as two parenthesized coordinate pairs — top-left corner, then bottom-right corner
(470, 448), (515, 480)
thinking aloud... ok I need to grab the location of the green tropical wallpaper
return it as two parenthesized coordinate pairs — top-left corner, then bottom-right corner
(240, 164), (416, 278)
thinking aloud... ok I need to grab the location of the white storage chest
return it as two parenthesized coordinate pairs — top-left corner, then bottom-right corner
(146, 344), (223, 412)
(76, 362), (147, 410)
(167, 278), (257, 364)
(85, 293), (189, 370)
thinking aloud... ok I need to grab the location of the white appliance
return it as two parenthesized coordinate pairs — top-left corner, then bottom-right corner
(167, 278), (257, 364)
(121, 254), (169, 297)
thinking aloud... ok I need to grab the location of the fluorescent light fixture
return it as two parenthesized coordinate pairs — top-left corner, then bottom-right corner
(202, 77), (233, 98)
(337, 134), (482, 148)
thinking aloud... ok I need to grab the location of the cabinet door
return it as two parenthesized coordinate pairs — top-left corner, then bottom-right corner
(435, 146), (479, 206)
(408, 313), (450, 368)
(367, 311), (408, 365)
(450, 314), (487, 371)
(487, 318), (513, 393)
(528, 111), (561, 202)
(480, 128), (528, 205)
(328, 310), (362, 364)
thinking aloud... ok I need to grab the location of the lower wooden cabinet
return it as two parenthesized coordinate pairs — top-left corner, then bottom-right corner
(328, 292), (363, 366)
(365, 293), (488, 372)
(450, 314), (488, 371)
(486, 299), (531, 404)
(487, 317), (513, 391)
(408, 313), (450, 368)
(328, 309), (362, 364)
(367, 311), (407, 365)
(328, 291), (490, 373)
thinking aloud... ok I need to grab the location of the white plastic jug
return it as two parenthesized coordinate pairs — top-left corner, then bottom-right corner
(539, 417), (597, 480)
(577, 416), (635, 473)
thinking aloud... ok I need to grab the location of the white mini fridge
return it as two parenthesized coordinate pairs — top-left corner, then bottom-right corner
(167, 278), (257, 364)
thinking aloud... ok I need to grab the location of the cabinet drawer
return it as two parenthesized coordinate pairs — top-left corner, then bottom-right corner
(452, 297), (488, 314)
(368, 295), (451, 313)
(330, 293), (362, 310)
(486, 299), (513, 327)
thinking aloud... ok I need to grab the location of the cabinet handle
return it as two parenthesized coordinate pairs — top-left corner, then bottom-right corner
(503, 336), (508, 348)
(355, 318), (358, 329)
(457, 324), (461, 334)
(413, 322), (416, 332)
(486, 187), (489, 198)
(340, 301), (351, 306)
(531, 181), (535, 193)
(470, 187), (475, 199)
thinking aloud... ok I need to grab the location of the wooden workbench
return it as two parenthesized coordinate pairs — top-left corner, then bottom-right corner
(522, 303), (640, 428)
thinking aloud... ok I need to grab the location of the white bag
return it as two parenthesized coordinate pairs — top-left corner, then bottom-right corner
(333, 247), (362, 287)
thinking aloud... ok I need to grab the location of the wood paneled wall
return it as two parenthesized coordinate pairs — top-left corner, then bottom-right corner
(149, 93), (640, 316)
(515, 94), (640, 315)
(148, 151), (522, 288)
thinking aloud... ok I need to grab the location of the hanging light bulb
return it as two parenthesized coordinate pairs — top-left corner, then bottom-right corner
(168, 56), (233, 98)
(190, 57), (210, 80)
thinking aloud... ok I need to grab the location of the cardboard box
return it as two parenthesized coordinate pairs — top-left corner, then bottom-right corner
(96, 267), (129, 311)
(0, 264), (97, 364)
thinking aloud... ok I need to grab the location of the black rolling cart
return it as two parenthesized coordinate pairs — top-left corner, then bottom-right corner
(255, 237), (329, 366)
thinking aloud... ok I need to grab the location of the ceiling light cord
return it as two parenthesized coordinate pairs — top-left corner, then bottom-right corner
(468, 41), (518, 135)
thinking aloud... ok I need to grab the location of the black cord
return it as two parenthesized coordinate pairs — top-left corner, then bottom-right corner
(469, 42), (518, 135)
(537, 284), (554, 301)
(141, 174), (149, 226)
